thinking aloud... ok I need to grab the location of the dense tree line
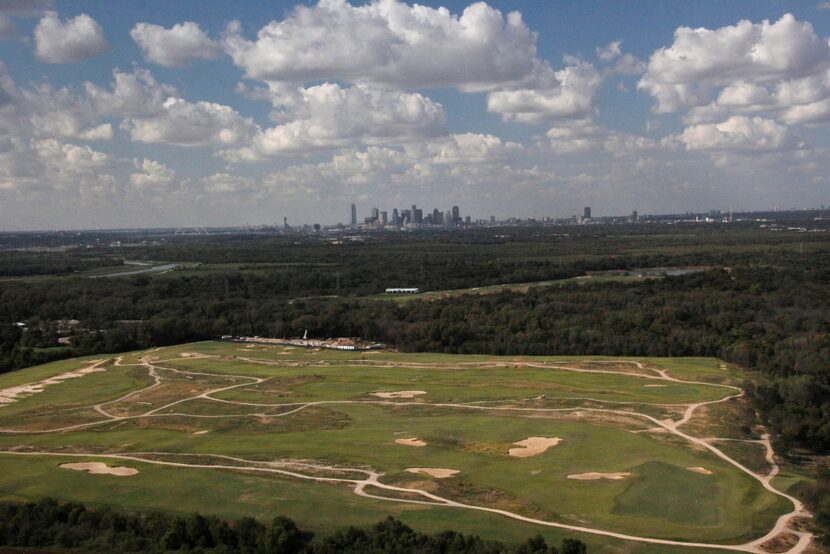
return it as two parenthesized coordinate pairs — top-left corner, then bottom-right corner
(804, 464), (830, 545)
(0, 227), (828, 454)
(0, 498), (584, 553)
(0, 251), (121, 277)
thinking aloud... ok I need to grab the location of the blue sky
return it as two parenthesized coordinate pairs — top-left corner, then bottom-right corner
(0, 1), (828, 229)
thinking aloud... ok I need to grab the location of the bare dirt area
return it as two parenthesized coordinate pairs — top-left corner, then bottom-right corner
(371, 390), (426, 399)
(686, 466), (714, 475)
(60, 461), (138, 476)
(395, 437), (426, 447)
(405, 468), (459, 478)
(508, 437), (562, 458)
(567, 472), (631, 480)
(0, 360), (108, 407)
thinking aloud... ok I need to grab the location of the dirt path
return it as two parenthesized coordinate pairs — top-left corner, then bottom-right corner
(0, 354), (812, 553)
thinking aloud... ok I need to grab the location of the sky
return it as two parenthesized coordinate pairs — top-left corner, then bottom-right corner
(0, 0), (829, 230)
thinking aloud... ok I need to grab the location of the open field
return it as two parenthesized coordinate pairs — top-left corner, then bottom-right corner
(0, 342), (813, 553)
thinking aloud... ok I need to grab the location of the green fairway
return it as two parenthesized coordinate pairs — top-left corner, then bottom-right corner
(0, 341), (799, 552)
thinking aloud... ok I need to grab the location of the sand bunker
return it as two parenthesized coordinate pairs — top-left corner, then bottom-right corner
(508, 437), (562, 458)
(405, 468), (459, 478)
(643, 384), (667, 388)
(192, 430), (210, 436)
(0, 362), (107, 408)
(60, 462), (138, 476)
(179, 352), (207, 358)
(372, 390), (426, 399)
(394, 438), (426, 447)
(567, 472), (631, 480)
(686, 466), (713, 475)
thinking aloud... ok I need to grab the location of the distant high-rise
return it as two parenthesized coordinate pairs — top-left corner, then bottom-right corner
(583, 206), (591, 219)
(414, 208), (423, 224)
(371, 207), (379, 221)
(452, 205), (460, 225)
(380, 211), (388, 225)
(433, 208), (442, 225)
(392, 208), (399, 225)
(490, 215), (496, 225)
(350, 203), (357, 226)
(630, 210), (638, 222)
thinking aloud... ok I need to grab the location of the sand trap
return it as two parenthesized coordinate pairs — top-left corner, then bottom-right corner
(372, 390), (426, 399)
(0, 362), (107, 408)
(508, 437), (562, 458)
(395, 438), (426, 447)
(686, 466), (713, 475)
(567, 472), (631, 480)
(405, 468), (459, 478)
(643, 384), (667, 388)
(179, 352), (205, 358)
(192, 430), (210, 436)
(60, 462), (138, 476)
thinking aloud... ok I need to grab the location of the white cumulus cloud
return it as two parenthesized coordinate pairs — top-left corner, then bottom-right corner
(597, 40), (621, 62)
(131, 21), (220, 67)
(226, 82), (446, 160)
(34, 11), (109, 63)
(487, 60), (602, 123)
(678, 115), (796, 152)
(130, 158), (175, 188)
(639, 14), (830, 113)
(222, 0), (537, 90)
(86, 69), (258, 147)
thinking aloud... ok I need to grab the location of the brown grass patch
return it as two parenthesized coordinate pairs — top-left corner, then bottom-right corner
(682, 396), (760, 440)
(758, 532), (799, 553)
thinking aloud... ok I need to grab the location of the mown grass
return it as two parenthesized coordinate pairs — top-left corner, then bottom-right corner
(0, 341), (790, 549)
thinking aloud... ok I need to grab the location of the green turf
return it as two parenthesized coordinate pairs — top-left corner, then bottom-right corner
(0, 341), (793, 551)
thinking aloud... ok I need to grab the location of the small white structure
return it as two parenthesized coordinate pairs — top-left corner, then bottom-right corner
(385, 287), (421, 294)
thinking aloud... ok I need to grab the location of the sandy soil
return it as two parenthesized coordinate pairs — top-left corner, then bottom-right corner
(0, 361), (107, 407)
(372, 390), (426, 399)
(60, 462), (138, 476)
(395, 438), (426, 447)
(405, 467), (459, 478)
(508, 437), (562, 458)
(686, 466), (714, 475)
(643, 384), (667, 388)
(179, 352), (206, 358)
(193, 430), (210, 435)
(567, 472), (631, 480)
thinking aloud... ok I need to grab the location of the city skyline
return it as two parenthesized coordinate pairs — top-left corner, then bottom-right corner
(0, 1), (829, 230)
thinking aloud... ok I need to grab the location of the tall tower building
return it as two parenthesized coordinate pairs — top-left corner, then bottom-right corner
(350, 203), (357, 226)
(392, 208), (399, 225)
(583, 206), (591, 220)
(452, 205), (460, 225)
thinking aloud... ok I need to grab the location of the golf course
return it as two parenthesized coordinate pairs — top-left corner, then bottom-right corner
(0, 341), (813, 553)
